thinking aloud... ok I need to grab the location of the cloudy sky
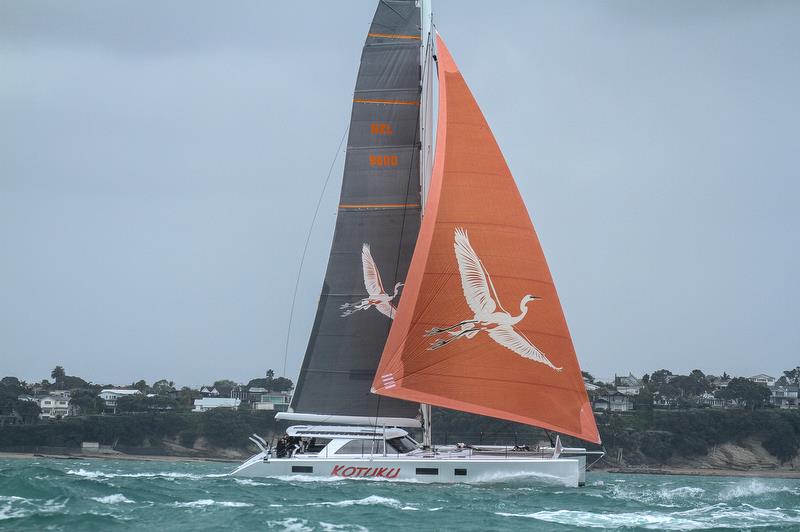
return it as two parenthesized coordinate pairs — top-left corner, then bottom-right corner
(1, 0), (798, 387)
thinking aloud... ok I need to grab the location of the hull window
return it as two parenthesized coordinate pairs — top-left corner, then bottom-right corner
(292, 466), (313, 473)
(454, 468), (467, 476)
(416, 468), (438, 475)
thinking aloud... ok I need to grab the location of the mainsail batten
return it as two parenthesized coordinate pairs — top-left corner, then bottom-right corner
(372, 35), (601, 444)
(290, 0), (422, 419)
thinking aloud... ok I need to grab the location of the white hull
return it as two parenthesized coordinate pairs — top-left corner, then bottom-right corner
(231, 452), (585, 487)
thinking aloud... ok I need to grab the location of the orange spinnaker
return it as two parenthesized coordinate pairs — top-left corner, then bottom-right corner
(372, 34), (600, 444)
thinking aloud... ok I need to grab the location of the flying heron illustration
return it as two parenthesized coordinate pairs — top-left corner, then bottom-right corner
(425, 228), (562, 371)
(340, 243), (403, 320)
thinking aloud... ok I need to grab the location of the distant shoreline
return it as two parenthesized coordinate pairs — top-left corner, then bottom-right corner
(602, 466), (800, 480)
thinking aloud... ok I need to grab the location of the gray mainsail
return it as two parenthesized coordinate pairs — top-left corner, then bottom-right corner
(289, 0), (421, 420)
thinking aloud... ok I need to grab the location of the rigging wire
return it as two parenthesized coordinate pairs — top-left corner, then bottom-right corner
(281, 125), (350, 375)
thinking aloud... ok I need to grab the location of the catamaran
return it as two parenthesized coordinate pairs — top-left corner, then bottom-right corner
(232, 0), (602, 487)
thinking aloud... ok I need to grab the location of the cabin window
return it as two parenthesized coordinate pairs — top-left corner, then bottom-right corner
(305, 438), (331, 454)
(386, 436), (417, 454)
(335, 439), (384, 455)
(416, 468), (438, 475)
(292, 466), (313, 473)
(454, 468), (467, 476)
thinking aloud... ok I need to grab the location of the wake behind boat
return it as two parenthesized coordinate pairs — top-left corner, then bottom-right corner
(234, 0), (602, 487)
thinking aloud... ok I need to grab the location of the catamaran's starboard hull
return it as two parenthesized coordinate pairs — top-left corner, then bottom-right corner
(231, 453), (584, 487)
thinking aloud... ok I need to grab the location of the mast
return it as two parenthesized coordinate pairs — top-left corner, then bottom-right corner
(285, 1), (423, 423)
(371, 34), (601, 444)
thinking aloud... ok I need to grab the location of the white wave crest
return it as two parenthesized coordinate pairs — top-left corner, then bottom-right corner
(719, 479), (800, 500)
(0, 497), (67, 521)
(608, 484), (706, 507)
(266, 517), (313, 531)
(318, 522), (369, 532)
(174, 499), (253, 508)
(67, 468), (228, 481)
(305, 495), (411, 510)
(496, 503), (800, 530)
(233, 478), (269, 487)
(91, 494), (135, 504)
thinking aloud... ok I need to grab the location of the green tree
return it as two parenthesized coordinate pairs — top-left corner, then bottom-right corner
(51, 366), (66, 388)
(269, 377), (293, 392)
(783, 367), (800, 385)
(581, 371), (594, 383)
(266, 369), (275, 380)
(70, 389), (104, 415)
(1, 377), (20, 388)
(152, 379), (175, 395)
(14, 400), (41, 423)
(650, 369), (673, 386)
(716, 378), (771, 409)
(132, 380), (149, 393)
(212, 379), (237, 397)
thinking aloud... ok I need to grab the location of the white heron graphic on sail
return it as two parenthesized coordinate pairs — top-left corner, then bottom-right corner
(340, 243), (403, 320)
(426, 228), (562, 371)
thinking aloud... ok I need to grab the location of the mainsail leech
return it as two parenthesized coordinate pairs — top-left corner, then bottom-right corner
(372, 35), (601, 444)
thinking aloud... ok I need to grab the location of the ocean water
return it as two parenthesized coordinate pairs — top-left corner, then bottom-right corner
(1, 458), (799, 531)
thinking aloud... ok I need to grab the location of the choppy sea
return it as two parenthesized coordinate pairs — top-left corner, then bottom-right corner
(1, 458), (799, 531)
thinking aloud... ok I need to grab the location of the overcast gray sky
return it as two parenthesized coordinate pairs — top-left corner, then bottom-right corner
(1, 1), (798, 387)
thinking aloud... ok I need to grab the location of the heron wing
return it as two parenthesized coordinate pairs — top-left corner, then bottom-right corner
(488, 325), (562, 371)
(454, 228), (496, 318)
(375, 301), (396, 320)
(362, 243), (385, 296)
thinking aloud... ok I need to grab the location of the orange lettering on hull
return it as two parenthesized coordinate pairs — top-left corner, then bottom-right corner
(330, 465), (401, 478)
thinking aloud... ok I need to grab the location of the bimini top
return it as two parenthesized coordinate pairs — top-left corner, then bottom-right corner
(286, 425), (409, 440)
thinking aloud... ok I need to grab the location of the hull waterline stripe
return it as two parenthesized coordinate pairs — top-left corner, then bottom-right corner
(353, 98), (420, 106)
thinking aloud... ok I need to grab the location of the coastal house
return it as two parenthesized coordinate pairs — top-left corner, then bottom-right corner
(200, 386), (220, 397)
(614, 373), (643, 396)
(192, 397), (241, 412)
(251, 391), (291, 412)
(38, 395), (72, 419)
(99, 389), (142, 414)
(698, 392), (737, 408)
(708, 376), (731, 390)
(593, 391), (634, 412)
(748, 374), (776, 387)
(652, 393), (677, 408)
(769, 385), (799, 409)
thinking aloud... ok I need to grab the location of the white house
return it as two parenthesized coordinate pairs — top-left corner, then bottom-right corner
(251, 391), (291, 412)
(193, 397), (241, 412)
(99, 389), (142, 413)
(614, 373), (643, 396)
(769, 385), (799, 409)
(593, 391), (634, 412)
(749, 374), (776, 386)
(200, 386), (220, 397)
(38, 395), (72, 419)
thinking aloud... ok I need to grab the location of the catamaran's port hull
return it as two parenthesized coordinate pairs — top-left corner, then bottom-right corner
(231, 454), (583, 487)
